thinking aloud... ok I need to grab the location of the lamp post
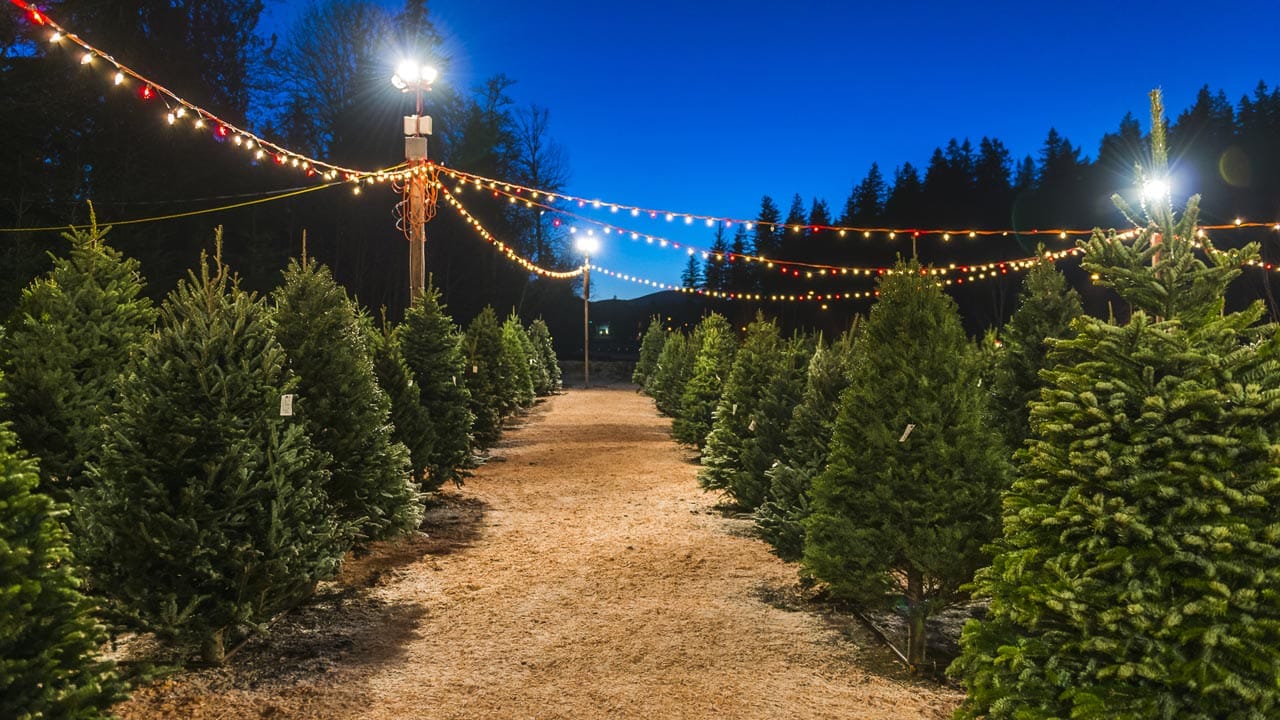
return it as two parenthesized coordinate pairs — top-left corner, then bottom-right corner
(575, 232), (600, 389)
(392, 60), (438, 302)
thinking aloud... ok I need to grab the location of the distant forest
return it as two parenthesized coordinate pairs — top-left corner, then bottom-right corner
(3, 1), (1279, 341)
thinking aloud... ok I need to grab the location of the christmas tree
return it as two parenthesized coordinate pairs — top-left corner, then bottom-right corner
(527, 318), (560, 395)
(632, 316), (666, 388)
(699, 313), (809, 510)
(647, 330), (693, 417)
(1, 392), (123, 718)
(502, 312), (536, 411)
(79, 240), (343, 664)
(755, 322), (862, 561)
(804, 258), (1009, 669)
(989, 254), (1083, 448)
(0, 206), (156, 499)
(953, 90), (1280, 718)
(672, 313), (738, 447)
(272, 258), (421, 544)
(368, 312), (437, 492)
(462, 306), (507, 448)
(401, 283), (474, 487)
(517, 318), (550, 397)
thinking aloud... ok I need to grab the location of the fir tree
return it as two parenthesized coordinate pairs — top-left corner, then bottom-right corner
(755, 322), (862, 561)
(80, 242), (343, 664)
(990, 254), (1083, 448)
(0, 207), (156, 499)
(462, 307), (507, 448)
(699, 314), (809, 510)
(647, 330), (694, 417)
(953, 91), (1280, 718)
(368, 312), (437, 492)
(680, 254), (703, 289)
(501, 312), (536, 411)
(272, 258), (421, 544)
(632, 316), (666, 388)
(804, 259), (1009, 669)
(0, 391), (123, 718)
(516, 318), (550, 398)
(401, 283), (474, 487)
(672, 313), (737, 447)
(527, 318), (560, 395)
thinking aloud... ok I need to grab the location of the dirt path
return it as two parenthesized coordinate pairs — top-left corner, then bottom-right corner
(118, 387), (961, 719)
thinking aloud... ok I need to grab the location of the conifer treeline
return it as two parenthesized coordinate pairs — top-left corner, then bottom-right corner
(687, 84), (1280, 334)
(0, 222), (560, 713)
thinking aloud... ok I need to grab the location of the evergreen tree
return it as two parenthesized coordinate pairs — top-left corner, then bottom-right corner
(672, 314), (738, 447)
(702, 224), (730, 293)
(514, 316), (548, 400)
(990, 256), (1084, 448)
(804, 259), (1009, 669)
(632, 316), (666, 388)
(462, 306), (507, 448)
(401, 283), (474, 486)
(0, 209), (156, 499)
(527, 318), (560, 395)
(502, 312), (536, 411)
(80, 244), (343, 664)
(368, 312), (438, 492)
(954, 91), (1280, 718)
(728, 225), (752, 296)
(755, 322), (862, 561)
(752, 196), (783, 293)
(699, 314), (809, 510)
(648, 330), (694, 417)
(0, 391), (123, 718)
(272, 258), (421, 544)
(680, 254), (703, 290)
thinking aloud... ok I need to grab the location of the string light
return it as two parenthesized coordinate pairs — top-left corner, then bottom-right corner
(440, 186), (584, 280)
(11, 0), (394, 185)
(454, 179), (1093, 280)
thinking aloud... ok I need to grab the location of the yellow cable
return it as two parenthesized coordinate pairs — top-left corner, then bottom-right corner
(0, 182), (342, 233)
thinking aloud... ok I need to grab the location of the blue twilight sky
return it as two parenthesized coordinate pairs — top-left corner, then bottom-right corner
(266, 0), (1279, 300)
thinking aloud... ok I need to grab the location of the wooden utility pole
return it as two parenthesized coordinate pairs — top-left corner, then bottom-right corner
(582, 257), (591, 389)
(405, 100), (431, 302)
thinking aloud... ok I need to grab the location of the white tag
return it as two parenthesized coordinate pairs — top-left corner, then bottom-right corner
(748, 418), (756, 432)
(732, 403), (738, 415)
(452, 375), (457, 386)
(472, 365), (479, 374)
(899, 423), (915, 442)
(280, 394), (294, 417)
(977, 377), (982, 387)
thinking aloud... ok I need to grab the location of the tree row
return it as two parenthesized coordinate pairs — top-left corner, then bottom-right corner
(0, 212), (560, 717)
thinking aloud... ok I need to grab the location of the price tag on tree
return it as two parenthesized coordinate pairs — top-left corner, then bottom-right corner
(280, 394), (294, 417)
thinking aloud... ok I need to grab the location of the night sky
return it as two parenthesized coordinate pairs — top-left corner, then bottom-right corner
(263, 0), (1279, 300)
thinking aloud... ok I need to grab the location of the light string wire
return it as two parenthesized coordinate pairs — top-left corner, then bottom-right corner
(0, 181), (344, 233)
(443, 179), (1097, 299)
(453, 177), (1085, 278)
(7, 0), (409, 184)
(440, 166), (1280, 241)
(439, 184), (583, 279)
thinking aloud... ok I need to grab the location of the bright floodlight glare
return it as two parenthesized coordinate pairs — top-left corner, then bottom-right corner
(395, 60), (421, 83)
(1142, 178), (1170, 202)
(420, 65), (439, 85)
(576, 233), (600, 255)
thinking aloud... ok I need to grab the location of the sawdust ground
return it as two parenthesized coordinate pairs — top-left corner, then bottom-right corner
(114, 386), (962, 719)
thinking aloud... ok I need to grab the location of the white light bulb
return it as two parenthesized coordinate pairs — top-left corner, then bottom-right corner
(1142, 178), (1170, 202)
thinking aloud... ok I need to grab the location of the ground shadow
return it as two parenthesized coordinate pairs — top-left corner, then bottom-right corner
(119, 492), (491, 704)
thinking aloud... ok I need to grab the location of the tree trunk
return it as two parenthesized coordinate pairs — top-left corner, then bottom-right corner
(906, 569), (927, 671)
(202, 628), (226, 665)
